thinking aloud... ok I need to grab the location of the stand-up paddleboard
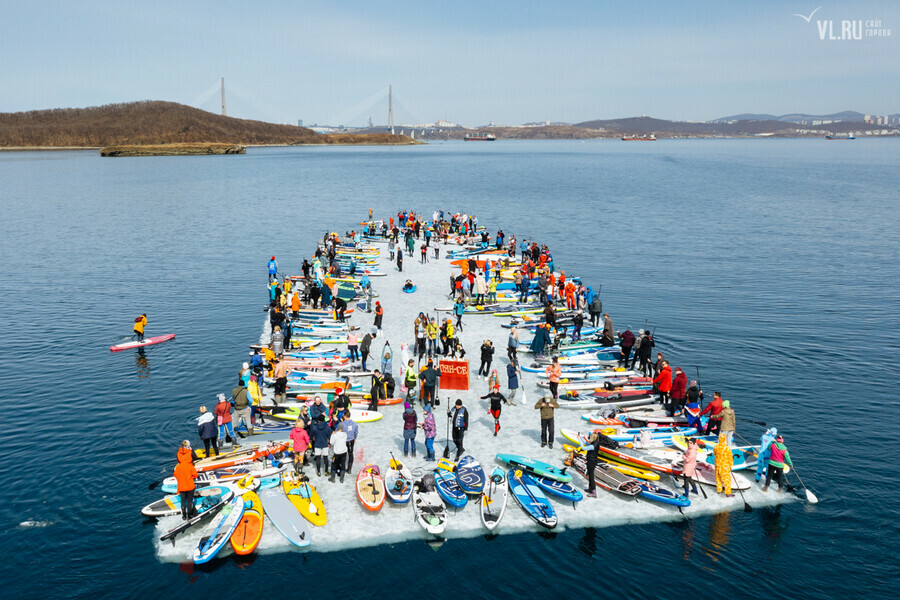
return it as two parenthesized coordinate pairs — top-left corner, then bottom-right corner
(384, 458), (414, 504)
(110, 333), (175, 352)
(283, 472), (327, 526)
(433, 469), (468, 508)
(258, 487), (311, 547)
(356, 465), (386, 512)
(508, 469), (557, 529)
(413, 474), (447, 535)
(480, 467), (508, 531)
(455, 455), (486, 495)
(531, 474), (584, 504)
(141, 486), (233, 518)
(570, 453), (642, 498)
(495, 454), (573, 483)
(230, 491), (263, 555)
(159, 494), (230, 544)
(193, 494), (244, 564)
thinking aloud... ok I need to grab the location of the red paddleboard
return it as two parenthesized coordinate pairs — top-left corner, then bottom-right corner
(110, 333), (176, 352)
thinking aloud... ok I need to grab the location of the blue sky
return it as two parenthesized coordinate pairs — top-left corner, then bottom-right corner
(1, 1), (897, 126)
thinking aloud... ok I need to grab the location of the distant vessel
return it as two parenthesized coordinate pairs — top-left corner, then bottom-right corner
(621, 134), (656, 141)
(464, 133), (496, 141)
(825, 134), (855, 140)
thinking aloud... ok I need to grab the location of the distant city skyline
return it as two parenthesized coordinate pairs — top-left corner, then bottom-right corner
(1, 1), (897, 126)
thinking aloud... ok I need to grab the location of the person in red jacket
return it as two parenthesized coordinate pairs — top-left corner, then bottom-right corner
(174, 442), (198, 520)
(669, 367), (688, 416)
(700, 392), (725, 435)
(652, 360), (673, 414)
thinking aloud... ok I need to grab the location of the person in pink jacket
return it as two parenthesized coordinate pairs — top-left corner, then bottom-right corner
(289, 420), (311, 474)
(681, 437), (700, 497)
(545, 357), (562, 399)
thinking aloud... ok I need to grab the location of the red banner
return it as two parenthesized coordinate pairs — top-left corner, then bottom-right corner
(439, 359), (470, 390)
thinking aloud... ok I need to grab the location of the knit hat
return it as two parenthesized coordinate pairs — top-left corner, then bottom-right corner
(423, 404), (432, 412)
(722, 400), (730, 408)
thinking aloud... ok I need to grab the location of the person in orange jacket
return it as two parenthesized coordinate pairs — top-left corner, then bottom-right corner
(564, 280), (577, 309)
(652, 360), (673, 414)
(545, 356), (563, 399)
(174, 441), (199, 520)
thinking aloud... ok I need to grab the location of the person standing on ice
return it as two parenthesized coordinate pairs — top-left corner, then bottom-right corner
(453, 298), (466, 331)
(341, 412), (359, 474)
(534, 395), (559, 448)
(545, 357), (562, 399)
(374, 301), (384, 330)
(713, 434), (735, 497)
(506, 360), (520, 406)
(397, 248), (403, 272)
(755, 427), (777, 482)
(310, 414), (332, 477)
(421, 404), (437, 461)
(449, 399), (469, 460)
(419, 358), (441, 406)
(507, 326), (519, 362)
(268, 256), (277, 281)
(481, 384), (506, 437)
(402, 402), (418, 457)
(368, 370), (386, 411)
(329, 422), (348, 483)
(478, 340), (494, 380)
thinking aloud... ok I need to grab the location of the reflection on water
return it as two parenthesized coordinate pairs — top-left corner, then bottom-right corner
(705, 511), (731, 562)
(578, 527), (598, 557)
(135, 348), (150, 378)
(759, 505), (790, 557)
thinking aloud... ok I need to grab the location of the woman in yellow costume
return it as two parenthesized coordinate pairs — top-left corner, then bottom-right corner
(713, 434), (735, 497)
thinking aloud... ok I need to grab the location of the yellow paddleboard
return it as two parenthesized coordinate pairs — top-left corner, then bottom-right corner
(283, 473), (327, 526)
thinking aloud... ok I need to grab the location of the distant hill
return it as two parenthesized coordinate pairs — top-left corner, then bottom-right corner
(574, 116), (798, 136)
(0, 101), (414, 147)
(714, 110), (867, 123)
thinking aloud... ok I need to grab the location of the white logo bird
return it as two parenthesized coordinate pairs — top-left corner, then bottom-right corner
(792, 7), (822, 22)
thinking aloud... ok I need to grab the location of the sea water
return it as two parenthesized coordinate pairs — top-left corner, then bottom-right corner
(0, 140), (897, 598)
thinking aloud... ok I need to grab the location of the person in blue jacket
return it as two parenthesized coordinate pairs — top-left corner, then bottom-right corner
(268, 256), (277, 281)
(453, 298), (466, 331)
(756, 427), (778, 482)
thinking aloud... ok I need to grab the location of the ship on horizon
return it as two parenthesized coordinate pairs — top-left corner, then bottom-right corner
(464, 132), (496, 141)
(825, 134), (855, 140)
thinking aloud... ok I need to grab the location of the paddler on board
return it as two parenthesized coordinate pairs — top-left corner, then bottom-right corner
(132, 313), (147, 342)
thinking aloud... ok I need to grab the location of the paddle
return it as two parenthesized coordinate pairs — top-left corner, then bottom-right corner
(443, 403), (452, 459)
(731, 472), (753, 512)
(737, 417), (768, 427)
(790, 467), (819, 504)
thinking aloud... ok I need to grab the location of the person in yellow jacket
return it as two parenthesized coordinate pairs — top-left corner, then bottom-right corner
(248, 374), (263, 424)
(133, 314), (147, 342)
(425, 319), (439, 358)
(713, 433), (735, 497)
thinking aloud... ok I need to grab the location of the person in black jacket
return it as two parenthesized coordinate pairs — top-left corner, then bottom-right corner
(583, 430), (619, 497)
(638, 330), (655, 376)
(418, 359), (441, 406)
(360, 331), (376, 371)
(197, 406), (219, 457)
(478, 340), (494, 379)
(480, 385), (506, 436)
(369, 370), (385, 411)
(449, 400), (468, 460)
